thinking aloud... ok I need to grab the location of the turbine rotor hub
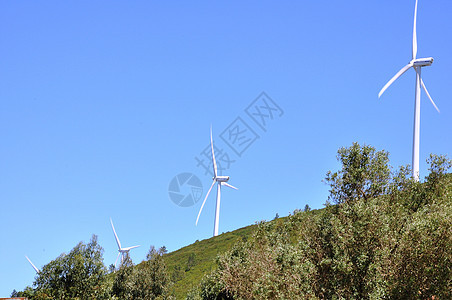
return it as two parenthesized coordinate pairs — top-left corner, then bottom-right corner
(215, 176), (230, 182)
(411, 57), (433, 67)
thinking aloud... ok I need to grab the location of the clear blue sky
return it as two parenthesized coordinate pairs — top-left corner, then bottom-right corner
(1, 0), (451, 295)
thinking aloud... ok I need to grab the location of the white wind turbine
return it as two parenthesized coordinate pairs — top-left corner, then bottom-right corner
(25, 255), (40, 273)
(196, 127), (238, 237)
(110, 218), (140, 268)
(378, 0), (440, 181)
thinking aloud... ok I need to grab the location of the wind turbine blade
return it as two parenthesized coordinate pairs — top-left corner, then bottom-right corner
(196, 180), (216, 225)
(222, 182), (238, 190)
(412, 0), (418, 59)
(123, 245), (140, 251)
(25, 255), (40, 273)
(421, 78), (440, 113)
(110, 218), (122, 250)
(210, 126), (218, 177)
(378, 64), (412, 98)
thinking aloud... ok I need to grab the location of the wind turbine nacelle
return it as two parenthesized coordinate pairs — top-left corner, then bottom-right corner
(412, 57), (433, 67)
(216, 176), (230, 182)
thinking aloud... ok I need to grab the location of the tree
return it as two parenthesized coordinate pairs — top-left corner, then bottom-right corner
(112, 253), (135, 299)
(427, 154), (452, 177)
(108, 263), (116, 273)
(33, 234), (108, 299)
(425, 154), (452, 196)
(146, 245), (158, 260)
(185, 253), (196, 272)
(159, 245), (168, 255)
(112, 246), (173, 299)
(10, 286), (36, 298)
(136, 245), (172, 299)
(324, 142), (391, 204)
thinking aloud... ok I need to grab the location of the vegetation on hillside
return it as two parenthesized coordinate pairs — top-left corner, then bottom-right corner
(12, 143), (451, 299)
(187, 143), (452, 299)
(163, 225), (256, 298)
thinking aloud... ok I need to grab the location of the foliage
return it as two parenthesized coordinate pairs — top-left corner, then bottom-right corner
(190, 144), (451, 299)
(112, 253), (135, 299)
(163, 225), (256, 299)
(11, 286), (37, 298)
(185, 253), (196, 272)
(324, 142), (391, 204)
(15, 227), (254, 299)
(32, 234), (109, 299)
(112, 246), (173, 299)
(16, 240), (174, 299)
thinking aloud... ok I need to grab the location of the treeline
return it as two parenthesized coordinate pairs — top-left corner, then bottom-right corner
(13, 239), (173, 299)
(13, 143), (451, 299)
(187, 143), (451, 299)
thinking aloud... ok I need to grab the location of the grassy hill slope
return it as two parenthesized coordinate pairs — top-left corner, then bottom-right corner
(162, 224), (257, 298)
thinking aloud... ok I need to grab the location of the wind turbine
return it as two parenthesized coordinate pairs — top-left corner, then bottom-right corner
(110, 218), (140, 268)
(196, 127), (238, 237)
(25, 255), (40, 273)
(378, 0), (440, 181)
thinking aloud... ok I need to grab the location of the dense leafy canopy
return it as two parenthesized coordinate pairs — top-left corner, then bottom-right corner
(15, 240), (173, 299)
(189, 144), (451, 299)
(112, 246), (172, 299)
(324, 142), (391, 204)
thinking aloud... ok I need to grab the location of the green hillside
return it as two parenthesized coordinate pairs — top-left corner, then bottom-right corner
(161, 212), (322, 299)
(162, 224), (257, 298)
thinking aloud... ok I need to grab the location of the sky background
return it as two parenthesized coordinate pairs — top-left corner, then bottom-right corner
(1, 0), (451, 295)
